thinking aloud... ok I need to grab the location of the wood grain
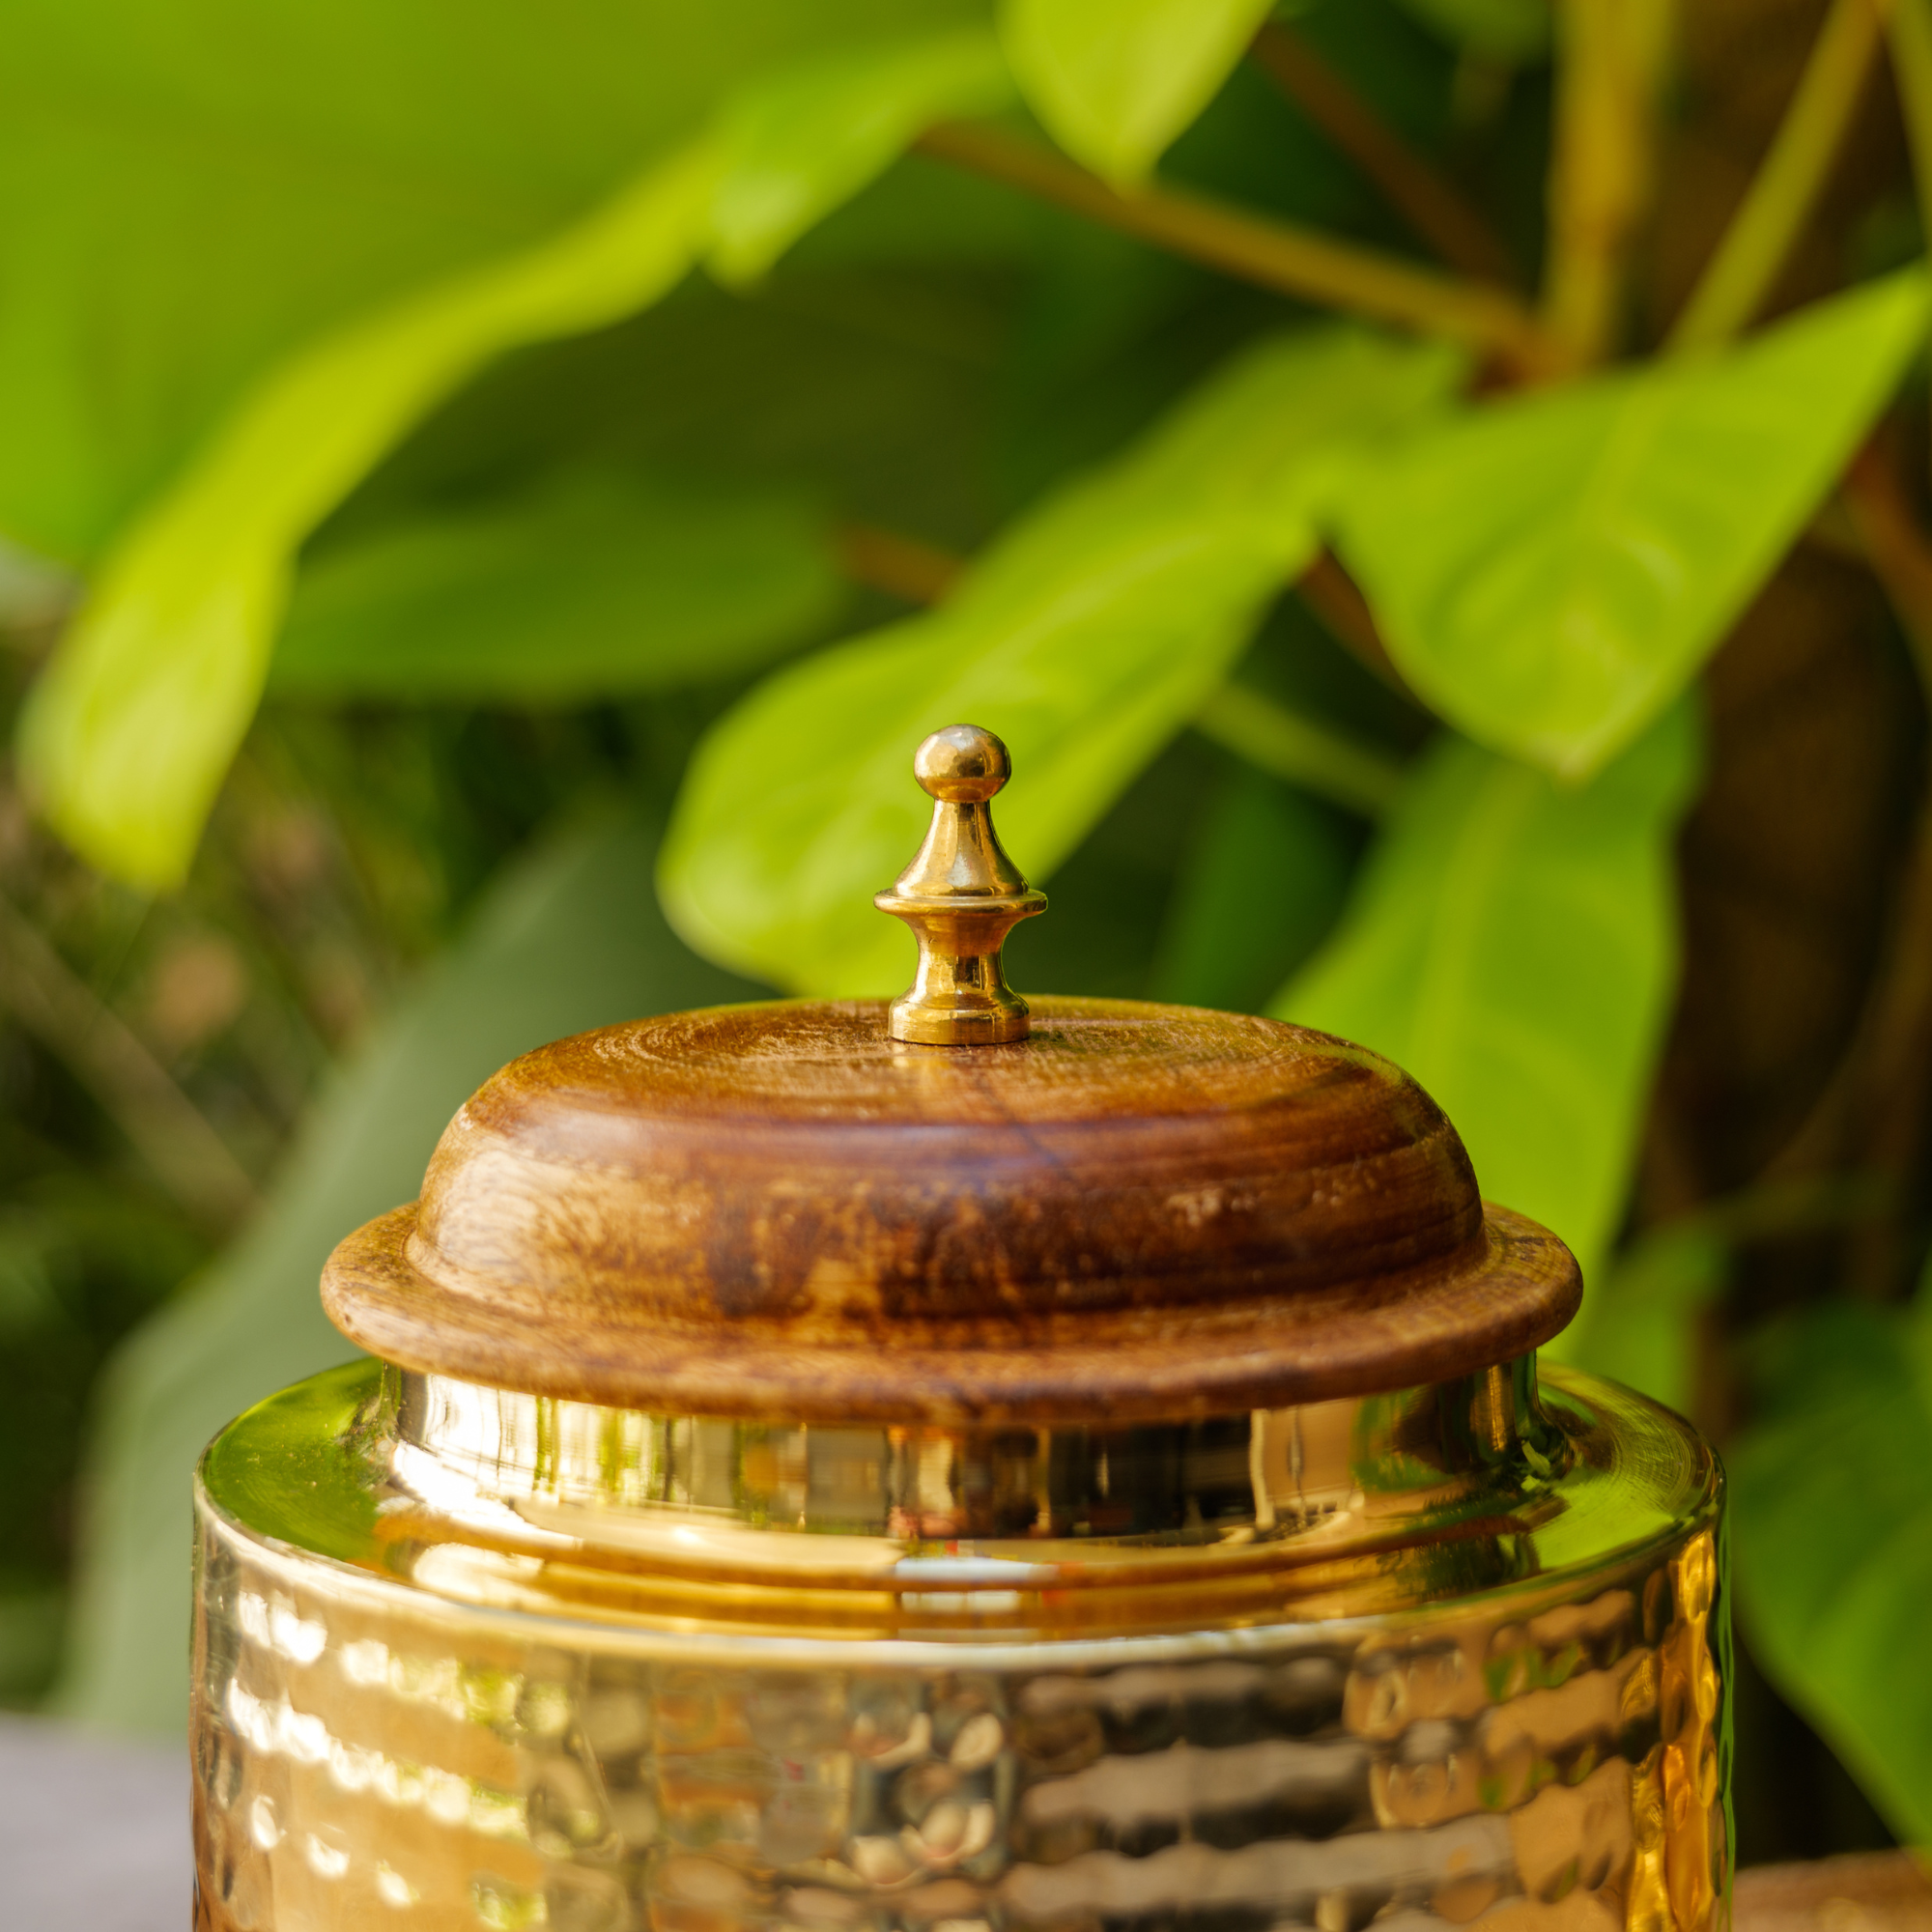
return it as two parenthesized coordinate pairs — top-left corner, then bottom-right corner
(322, 997), (1581, 1422)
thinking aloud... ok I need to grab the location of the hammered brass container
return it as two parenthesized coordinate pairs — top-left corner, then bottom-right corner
(190, 728), (1729, 1932)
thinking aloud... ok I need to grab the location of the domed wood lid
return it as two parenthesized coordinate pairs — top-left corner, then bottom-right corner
(322, 728), (1580, 1425)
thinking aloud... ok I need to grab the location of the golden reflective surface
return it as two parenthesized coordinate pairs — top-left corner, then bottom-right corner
(873, 723), (1046, 1045)
(193, 1361), (1727, 1930)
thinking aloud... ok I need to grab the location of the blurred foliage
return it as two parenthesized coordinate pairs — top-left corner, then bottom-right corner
(1731, 1275), (1932, 1849)
(659, 324), (1460, 989)
(3, 0), (1932, 1866)
(1336, 271), (1929, 775)
(1283, 702), (1701, 1292)
(57, 804), (762, 1734)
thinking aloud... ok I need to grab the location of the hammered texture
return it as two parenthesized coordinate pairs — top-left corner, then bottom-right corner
(191, 1520), (1726, 1932)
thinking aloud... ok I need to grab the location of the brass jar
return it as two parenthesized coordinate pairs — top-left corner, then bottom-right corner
(190, 728), (1728, 1932)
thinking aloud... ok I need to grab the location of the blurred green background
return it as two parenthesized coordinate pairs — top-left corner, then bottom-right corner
(5, 0), (1932, 1866)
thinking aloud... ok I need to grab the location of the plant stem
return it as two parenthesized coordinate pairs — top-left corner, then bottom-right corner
(1884, 0), (1932, 482)
(1294, 553), (1418, 700)
(1842, 442), (1932, 683)
(1668, 0), (1883, 353)
(1634, 1170), (1890, 1252)
(1194, 684), (1406, 818)
(1248, 23), (1517, 286)
(1889, 0), (1932, 199)
(914, 122), (1563, 378)
(1541, 0), (1675, 366)
(1761, 441), (1932, 1293)
(827, 514), (1408, 817)
(0, 889), (256, 1231)
(835, 522), (962, 606)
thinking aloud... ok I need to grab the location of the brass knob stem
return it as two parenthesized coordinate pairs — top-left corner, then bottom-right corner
(874, 724), (1045, 1045)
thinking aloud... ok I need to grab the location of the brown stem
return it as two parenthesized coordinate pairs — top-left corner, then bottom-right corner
(1852, 803), (1932, 1271)
(1888, 0), (1932, 485)
(1294, 553), (1419, 701)
(1249, 23), (1517, 286)
(1541, 0), (1675, 366)
(1839, 445), (1932, 1273)
(837, 518), (1424, 702)
(1842, 441), (1932, 684)
(828, 518), (1421, 804)
(1667, 0), (1883, 352)
(0, 888), (256, 1232)
(914, 122), (1564, 380)
(835, 522), (964, 606)
(1758, 442), (1932, 1293)
(1768, 788), (1932, 1298)
(833, 514), (1419, 712)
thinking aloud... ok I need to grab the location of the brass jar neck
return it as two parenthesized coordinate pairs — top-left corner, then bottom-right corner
(384, 1355), (1563, 1559)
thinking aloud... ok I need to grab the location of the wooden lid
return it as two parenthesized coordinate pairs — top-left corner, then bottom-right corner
(322, 995), (1580, 1424)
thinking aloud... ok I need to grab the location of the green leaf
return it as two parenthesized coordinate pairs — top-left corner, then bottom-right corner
(1730, 1298), (1932, 1846)
(1334, 269), (1931, 781)
(0, 0), (990, 565)
(271, 470), (843, 703)
(1389, 0), (1551, 61)
(999, 0), (1278, 184)
(660, 326), (1463, 995)
(19, 18), (1014, 892)
(364, 265), (1027, 583)
(56, 805), (763, 1735)
(18, 142), (722, 893)
(1151, 763), (1358, 1013)
(1551, 1221), (1727, 1411)
(708, 27), (1015, 282)
(1274, 705), (1700, 1289)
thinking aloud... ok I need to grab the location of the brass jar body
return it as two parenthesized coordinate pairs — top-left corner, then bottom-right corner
(189, 1353), (1727, 1932)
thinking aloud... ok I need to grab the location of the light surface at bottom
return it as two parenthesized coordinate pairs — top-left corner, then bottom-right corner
(191, 1361), (1727, 1932)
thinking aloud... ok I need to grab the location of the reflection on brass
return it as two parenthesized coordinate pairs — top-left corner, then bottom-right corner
(874, 723), (1045, 1045)
(191, 1358), (1726, 1932)
(188, 724), (1730, 1929)
(378, 1353), (1565, 1585)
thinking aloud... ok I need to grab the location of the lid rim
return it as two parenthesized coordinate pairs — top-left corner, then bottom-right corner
(323, 1201), (1580, 1426)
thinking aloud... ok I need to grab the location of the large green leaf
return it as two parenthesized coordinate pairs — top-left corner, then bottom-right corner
(57, 806), (763, 1736)
(1334, 270), (1930, 781)
(270, 470), (843, 703)
(0, 0), (988, 566)
(660, 327), (1463, 995)
(16, 19), (1011, 893)
(1274, 706), (1699, 1290)
(349, 267), (1026, 582)
(999, 0), (1278, 184)
(708, 27), (1013, 282)
(1730, 1295), (1932, 1846)
(18, 145), (720, 893)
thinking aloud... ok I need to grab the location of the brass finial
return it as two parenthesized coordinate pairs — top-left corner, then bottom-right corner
(875, 724), (1046, 1045)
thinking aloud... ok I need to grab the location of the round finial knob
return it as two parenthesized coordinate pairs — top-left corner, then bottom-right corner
(875, 724), (1045, 1045)
(914, 724), (1009, 804)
